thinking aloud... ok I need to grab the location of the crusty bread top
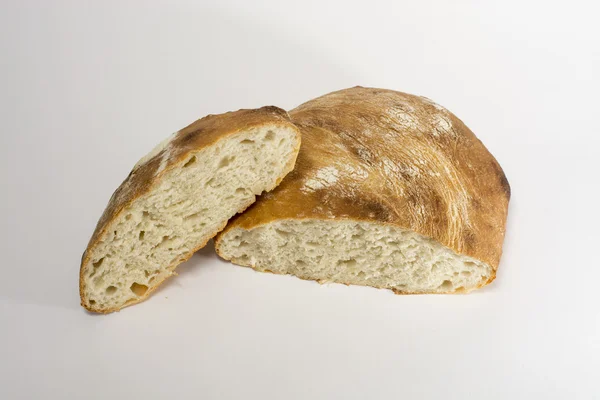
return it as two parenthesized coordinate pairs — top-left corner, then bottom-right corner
(219, 87), (510, 269)
(81, 106), (296, 266)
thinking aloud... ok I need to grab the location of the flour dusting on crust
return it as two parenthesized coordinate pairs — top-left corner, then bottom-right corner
(302, 166), (339, 192)
(432, 114), (453, 136)
(134, 131), (179, 170)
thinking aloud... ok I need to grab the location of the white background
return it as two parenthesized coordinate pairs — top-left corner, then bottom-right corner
(1, 1), (599, 399)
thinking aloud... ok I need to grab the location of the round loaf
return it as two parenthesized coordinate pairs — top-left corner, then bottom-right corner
(215, 87), (510, 294)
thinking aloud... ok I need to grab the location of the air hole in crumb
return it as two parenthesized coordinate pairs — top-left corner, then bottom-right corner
(89, 257), (104, 277)
(183, 156), (197, 168)
(275, 229), (291, 237)
(113, 230), (118, 238)
(264, 131), (275, 141)
(240, 139), (255, 145)
(130, 283), (148, 297)
(235, 187), (246, 194)
(454, 286), (466, 293)
(218, 156), (235, 169)
(139, 231), (145, 240)
(93, 276), (104, 288)
(439, 280), (453, 290)
(461, 271), (472, 276)
(152, 236), (172, 250)
(278, 138), (285, 147)
(125, 214), (132, 220)
(89, 300), (96, 305)
(338, 259), (357, 268)
(144, 270), (150, 278)
(142, 211), (150, 218)
(205, 177), (215, 187)
(184, 212), (200, 222)
(356, 271), (366, 278)
(105, 286), (117, 295)
(431, 264), (439, 273)
(296, 260), (307, 266)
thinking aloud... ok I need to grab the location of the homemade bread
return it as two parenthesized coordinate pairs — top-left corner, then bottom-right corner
(215, 87), (510, 294)
(80, 107), (301, 312)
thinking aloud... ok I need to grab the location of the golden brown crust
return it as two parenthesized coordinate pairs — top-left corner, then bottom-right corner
(80, 106), (301, 313)
(217, 87), (510, 270)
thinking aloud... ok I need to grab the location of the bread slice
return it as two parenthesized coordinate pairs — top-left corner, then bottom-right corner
(215, 87), (510, 294)
(80, 107), (301, 313)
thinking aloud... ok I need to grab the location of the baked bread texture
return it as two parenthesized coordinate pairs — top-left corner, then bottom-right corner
(215, 87), (510, 294)
(80, 107), (301, 313)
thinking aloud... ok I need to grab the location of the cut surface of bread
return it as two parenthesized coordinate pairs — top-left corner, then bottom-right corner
(80, 107), (300, 313)
(218, 220), (493, 293)
(215, 87), (510, 294)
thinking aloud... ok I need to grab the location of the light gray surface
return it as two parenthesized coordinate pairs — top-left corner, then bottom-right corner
(1, 1), (598, 399)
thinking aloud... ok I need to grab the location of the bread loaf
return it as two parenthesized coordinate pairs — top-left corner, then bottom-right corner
(215, 87), (510, 294)
(80, 107), (301, 312)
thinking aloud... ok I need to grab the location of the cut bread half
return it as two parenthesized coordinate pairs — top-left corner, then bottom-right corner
(217, 220), (493, 293)
(80, 107), (301, 313)
(215, 87), (510, 294)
